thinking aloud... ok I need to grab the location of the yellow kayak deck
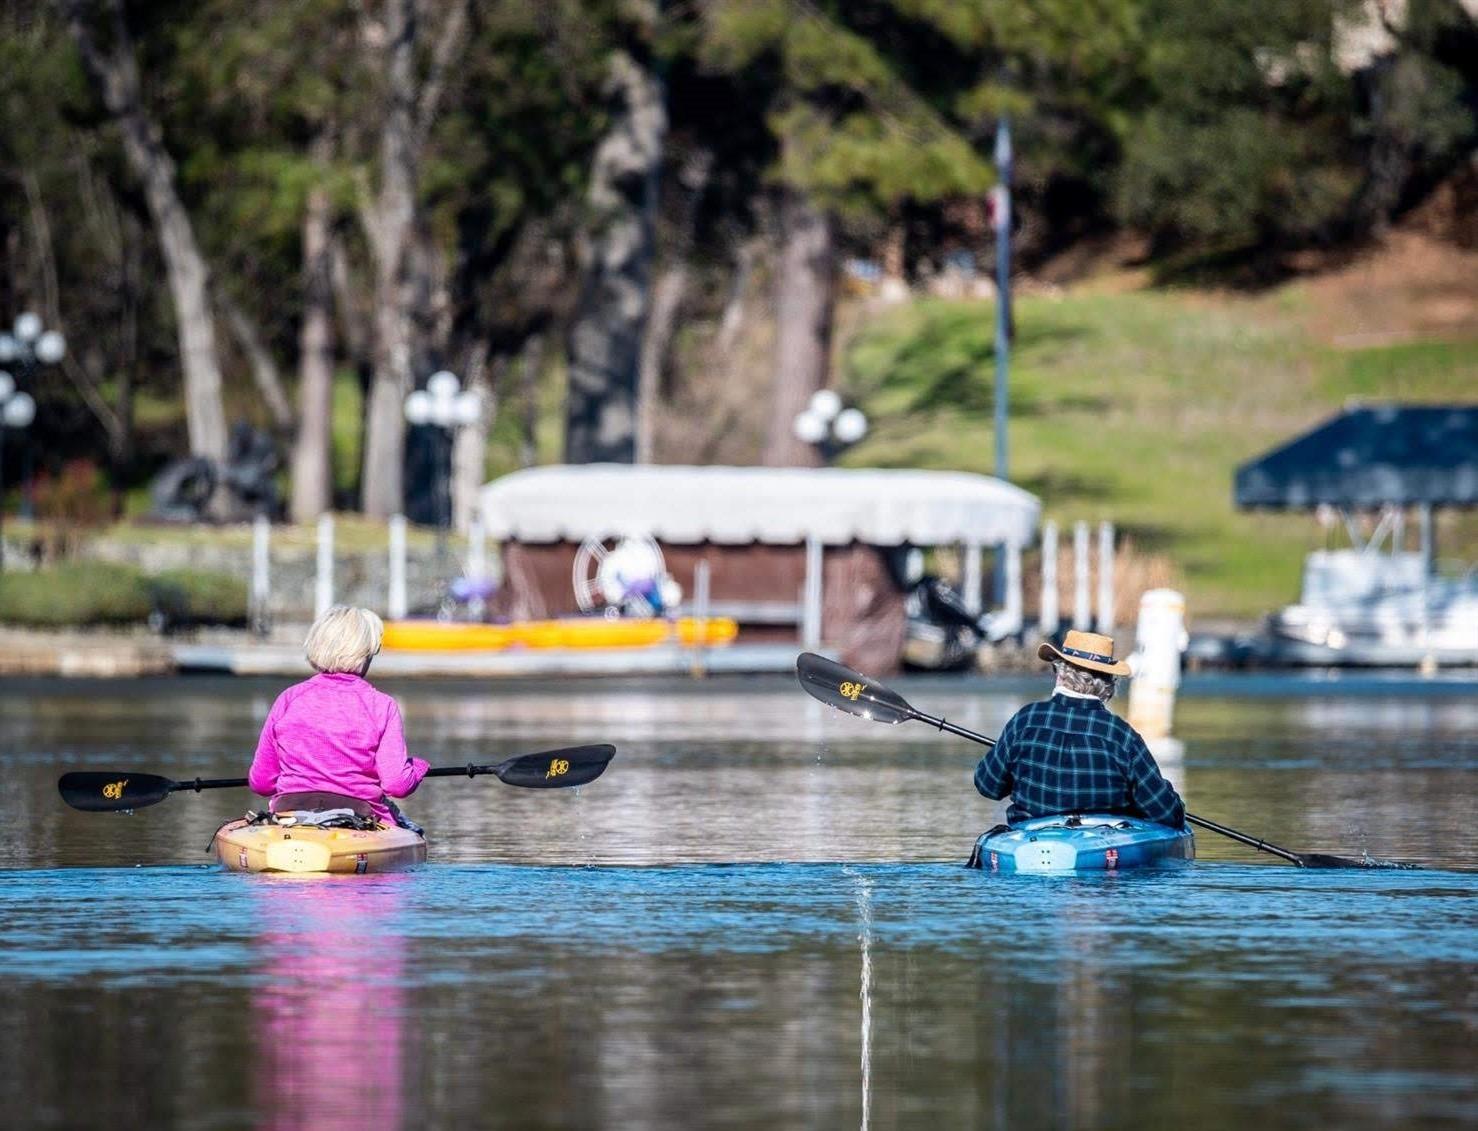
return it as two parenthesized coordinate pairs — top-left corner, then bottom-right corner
(382, 616), (738, 652)
(213, 818), (427, 875)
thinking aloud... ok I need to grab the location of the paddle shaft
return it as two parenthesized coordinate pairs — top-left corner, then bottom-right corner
(911, 709), (994, 745)
(1184, 814), (1303, 865)
(157, 765), (513, 792)
(172, 777), (248, 793)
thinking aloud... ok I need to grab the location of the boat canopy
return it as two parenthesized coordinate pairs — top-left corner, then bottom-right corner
(479, 464), (1040, 546)
(1235, 405), (1478, 510)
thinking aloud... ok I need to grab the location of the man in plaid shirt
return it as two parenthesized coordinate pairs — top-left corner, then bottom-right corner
(974, 630), (1185, 828)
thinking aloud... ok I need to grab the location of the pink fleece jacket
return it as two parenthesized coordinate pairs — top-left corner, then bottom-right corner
(248, 672), (429, 825)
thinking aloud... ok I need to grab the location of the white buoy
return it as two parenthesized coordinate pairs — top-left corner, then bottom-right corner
(1128, 588), (1187, 740)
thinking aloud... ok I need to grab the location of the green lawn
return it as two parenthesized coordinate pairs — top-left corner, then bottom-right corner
(838, 291), (1478, 617)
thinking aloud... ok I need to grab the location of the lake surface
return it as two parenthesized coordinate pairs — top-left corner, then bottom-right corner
(2, 671), (1475, 1129)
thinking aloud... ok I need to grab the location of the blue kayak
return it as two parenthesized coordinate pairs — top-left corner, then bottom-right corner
(970, 814), (1195, 873)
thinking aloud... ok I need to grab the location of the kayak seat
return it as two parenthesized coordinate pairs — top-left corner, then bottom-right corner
(273, 790), (377, 818)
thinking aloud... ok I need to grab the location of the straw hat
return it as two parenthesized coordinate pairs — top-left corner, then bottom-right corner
(1038, 630), (1131, 677)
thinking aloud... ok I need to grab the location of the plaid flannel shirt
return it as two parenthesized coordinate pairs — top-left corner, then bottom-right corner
(974, 693), (1185, 828)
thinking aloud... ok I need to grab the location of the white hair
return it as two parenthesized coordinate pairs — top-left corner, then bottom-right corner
(1053, 660), (1116, 701)
(304, 605), (384, 674)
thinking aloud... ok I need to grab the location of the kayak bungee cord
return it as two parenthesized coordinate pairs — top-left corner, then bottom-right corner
(795, 652), (1413, 870)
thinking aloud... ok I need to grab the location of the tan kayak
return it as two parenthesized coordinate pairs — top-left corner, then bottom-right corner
(213, 818), (427, 875)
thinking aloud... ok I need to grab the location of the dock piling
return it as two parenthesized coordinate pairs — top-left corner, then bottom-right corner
(1039, 521), (1059, 636)
(315, 513), (334, 618)
(388, 514), (407, 619)
(1096, 520), (1116, 635)
(1073, 521), (1091, 630)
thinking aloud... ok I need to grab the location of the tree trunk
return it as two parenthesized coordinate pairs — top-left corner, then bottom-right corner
(358, 0), (419, 518)
(291, 157), (336, 524)
(564, 50), (666, 465)
(635, 263), (688, 464)
(519, 333), (544, 468)
(65, 0), (228, 462)
(764, 189), (835, 467)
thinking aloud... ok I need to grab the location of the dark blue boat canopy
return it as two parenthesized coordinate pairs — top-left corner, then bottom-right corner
(1235, 405), (1478, 510)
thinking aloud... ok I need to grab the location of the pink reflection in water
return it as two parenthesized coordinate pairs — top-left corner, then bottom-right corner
(251, 877), (414, 1131)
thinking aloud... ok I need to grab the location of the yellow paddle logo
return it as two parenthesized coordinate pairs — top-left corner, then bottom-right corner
(546, 758), (570, 779)
(102, 779), (128, 800)
(839, 681), (864, 702)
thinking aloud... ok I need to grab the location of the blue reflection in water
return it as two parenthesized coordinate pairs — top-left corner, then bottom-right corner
(2, 862), (1473, 978)
(0, 861), (1474, 1129)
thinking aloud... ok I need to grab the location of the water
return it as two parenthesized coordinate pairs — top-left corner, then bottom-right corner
(2, 672), (1476, 1129)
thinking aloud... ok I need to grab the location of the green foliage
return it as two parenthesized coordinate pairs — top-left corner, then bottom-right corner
(697, 0), (994, 219)
(1110, 0), (1476, 252)
(148, 568), (248, 626)
(0, 563), (153, 627)
(2, 0), (1474, 512)
(0, 561), (247, 628)
(1319, 339), (1478, 400)
(1116, 107), (1359, 249)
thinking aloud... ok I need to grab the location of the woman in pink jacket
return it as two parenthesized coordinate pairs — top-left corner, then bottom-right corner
(249, 605), (428, 829)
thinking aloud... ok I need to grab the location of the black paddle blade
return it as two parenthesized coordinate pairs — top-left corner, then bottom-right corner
(796, 652), (917, 725)
(58, 772), (175, 812)
(1298, 852), (1415, 870)
(494, 744), (615, 789)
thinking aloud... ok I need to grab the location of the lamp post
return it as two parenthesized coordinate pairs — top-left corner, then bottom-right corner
(992, 117), (1012, 484)
(0, 371), (38, 573)
(404, 369), (482, 535)
(0, 312), (65, 525)
(792, 389), (868, 465)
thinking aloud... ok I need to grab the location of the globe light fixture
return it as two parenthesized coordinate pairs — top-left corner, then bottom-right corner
(2, 391), (35, 429)
(34, 331), (66, 365)
(808, 389), (842, 421)
(833, 407), (868, 445)
(791, 389), (869, 465)
(13, 312), (42, 343)
(404, 389), (433, 426)
(793, 409), (827, 445)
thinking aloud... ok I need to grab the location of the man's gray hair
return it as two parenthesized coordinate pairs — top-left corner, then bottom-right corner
(1053, 660), (1116, 701)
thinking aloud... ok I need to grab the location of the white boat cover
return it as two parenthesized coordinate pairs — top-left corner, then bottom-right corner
(479, 464), (1039, 546)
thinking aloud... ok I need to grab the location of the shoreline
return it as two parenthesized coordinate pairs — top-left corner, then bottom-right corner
(5, 621), (1471, 679)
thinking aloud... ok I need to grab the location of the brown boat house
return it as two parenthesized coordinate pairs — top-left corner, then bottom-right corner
(479, 465), (1040, 673)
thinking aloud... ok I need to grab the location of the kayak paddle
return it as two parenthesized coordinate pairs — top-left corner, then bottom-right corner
(796, 652), (1411, 870)
(57, 743), (616, 813)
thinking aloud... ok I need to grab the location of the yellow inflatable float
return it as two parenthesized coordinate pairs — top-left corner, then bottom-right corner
(381, 616), (738, 652)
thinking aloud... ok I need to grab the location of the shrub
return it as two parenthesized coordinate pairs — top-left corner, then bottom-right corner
(0, 562), (248, 628)
(148, 568), (248, 627)
(0, 562), (153, 627)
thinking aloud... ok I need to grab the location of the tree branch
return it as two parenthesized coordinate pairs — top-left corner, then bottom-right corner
(414, 0), (470, 150)
(218, 290), (295, 431)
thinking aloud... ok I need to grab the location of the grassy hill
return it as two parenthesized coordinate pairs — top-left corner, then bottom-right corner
(836, 238), (1478, 618)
